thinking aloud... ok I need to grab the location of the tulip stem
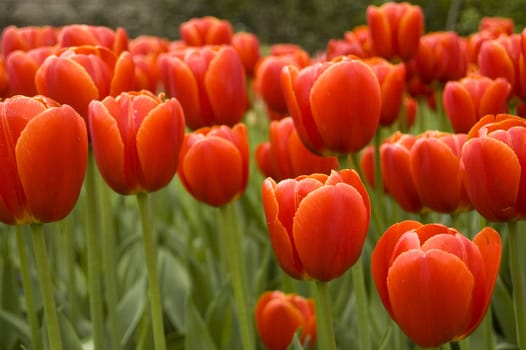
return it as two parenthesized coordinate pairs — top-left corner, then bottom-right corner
(313, 280), (337, 350)
(85, 151), (105, 350)
(31, 223), (63, 350)
(137, 192), (166, 350)
(220, 202), (255, 350)
(352, 259), (371, 350)
(507, 220), (526, 350)
(16, 225), (43, 350)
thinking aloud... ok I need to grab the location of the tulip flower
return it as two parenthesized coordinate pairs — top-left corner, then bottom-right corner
(255, 291), (316, 350)
(158, 45), (248, 129)
(262, 169), (370, 281)
(5, 46), (56, 97)
(0, 58), (7, 97)
(178, 123), (249, 207)
(35, 45), (136, 121)
(0, 95), (88, 225)
(443, 73), (511, 133)
(479, 17), (514, 36)
(372, 220), (501, 347)
(253, 44), (311, 120)
(1, 25), (57, 59)
(410, 131), (472, 213)
(255, 117), (339, 181)
(281, 55), (381, 155)
(412, 31), (467, 84)
(231, 31), (261, 77)
(460, 113), (526, 221)
(366, 2), (424, 61)
(57, 24), (129, 54)
(478, 33), (526, 100)
(380, 132), (422, 213)
(88, 90), (186, 195)
(364, 57), (406, 127)
(324, 33), (366, 61)
(179, 16), (233, 46)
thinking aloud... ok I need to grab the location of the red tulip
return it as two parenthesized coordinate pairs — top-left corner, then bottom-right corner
(88, 90), (185, 195)
(253, 45), (310, 120)
(129, 35), (170, 56)
(324, 32), (366, 61)
(262, 169), (370, 281)
(255, 117), (339, 181)
(410, 131), (472, 213)
(231, 32), (261, 77)
(478, 33), (526, 100)
(0, 58), (7, 97)
(366, 2), (424, 61)
(364, 57), (406, 126)
(35, 45), (136, 121)
(443, 73), (511, 133)
(5, 46), (56, 97)
(479, 17), (514, 36)
(460, 113), (526, 221)
(158, 45), (248, 129)
(57, 24), (129, 54)
(372, 220), (501, 347)
(380, 132), (422, 213)
(178, 123), (249, 207)
(1, 25), (57, 59)
(281, 55), (381, 155)
(179, 16), (233, 46)
(255, 291), (316, 350)
(0, 95), (88, 225)
(412, 31), (467, 84)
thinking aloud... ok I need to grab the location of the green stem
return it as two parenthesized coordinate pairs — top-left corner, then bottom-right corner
(507, 220), (526, 349)
(64, 215), (79, 330)
(457, 338), (470, 350)
(313, 280), (337, 350)
(16, 225), (43, 350)
(30, 223), (63, 350)
(137, 192), (166, 350)
(85, 151), (105, 350)
(352, 259), (371, 350)
(468, 307), (495, 350)
(220, 202), (255, 350)
(98, 171), (122, 350)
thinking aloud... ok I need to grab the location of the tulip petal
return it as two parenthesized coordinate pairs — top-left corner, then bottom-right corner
(443, 82), (477, 133)
(16, 105), (87, 223)
(387, 249), (474, 347)
(293, 183), (368, 280)
(136, 98), (185, 192)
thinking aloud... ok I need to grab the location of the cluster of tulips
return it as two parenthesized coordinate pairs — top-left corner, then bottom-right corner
(0, 1), (525, 350)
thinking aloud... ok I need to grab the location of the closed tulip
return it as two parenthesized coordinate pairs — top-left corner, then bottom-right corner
(179, 16), (233, 46)
(255, 291), (316, 350)
(1, 25), (57, 59)
(366, 2), (424, 61)
(281, 55), (381, 155)
(262, 169), (370, 281)
(57, 24), (129, 54)
(372, 220), (501, 347)
(412, 31), (467, 84)
(410, 131), (471, 213)
(364, 57), (406, 127)
(35, 45), (136, 121)
(88, 90), (185, 195)
(380, 132), (422, 213)
(178, 123), (249, 207)
(443, 73), (511, 133)
(460, 113), (526, 221)
(478, 33), (526, 100)
(0, 95), (88, 225)
(231, 32), (261, 77)
(255, 117), (339, 181)
(158, 45), (248, 129)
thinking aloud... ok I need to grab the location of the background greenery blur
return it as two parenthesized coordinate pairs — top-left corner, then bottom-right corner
(1, 0), (526, 53)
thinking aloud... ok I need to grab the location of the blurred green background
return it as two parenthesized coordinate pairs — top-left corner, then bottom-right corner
(1, 0), (526, 53)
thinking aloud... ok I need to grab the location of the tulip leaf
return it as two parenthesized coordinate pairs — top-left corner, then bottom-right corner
(159, 248), (191, 331)
(55, 310), (83, 350)
(204, 276), (235, 349)
(493, 276), (516, 343)
(0, 309), (30, 346)
(117, 276), (147, 347)
(184, 299), (218, 350)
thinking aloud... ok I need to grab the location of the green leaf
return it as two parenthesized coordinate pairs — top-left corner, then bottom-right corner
(493, 276), (516, 343)
(184, 299), (218, 350)
(0, 309), (30, 345)
(159, 248), (192, 331)
(117, 277), (147, 348)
